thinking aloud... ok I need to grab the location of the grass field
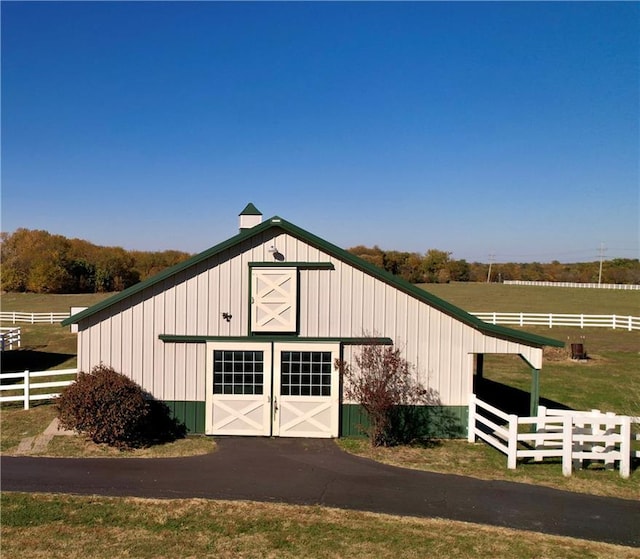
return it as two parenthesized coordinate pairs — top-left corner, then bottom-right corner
(2, 493), (639, 559)
(419, 282), (640, 316)
(1, 292), (115, 313)
(1, 293), (114, 370)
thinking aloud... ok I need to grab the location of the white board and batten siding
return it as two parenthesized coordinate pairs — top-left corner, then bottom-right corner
(75, 231), (541, 408)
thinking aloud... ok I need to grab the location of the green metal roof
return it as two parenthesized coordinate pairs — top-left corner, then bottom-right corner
(62, 215), (564, 349)
(239, 202), (262, 216)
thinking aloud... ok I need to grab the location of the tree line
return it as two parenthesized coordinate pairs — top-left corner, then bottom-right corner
(1, 228), (191, 293)
(1, 229), (638, 294)
(346, 245), (640, 285)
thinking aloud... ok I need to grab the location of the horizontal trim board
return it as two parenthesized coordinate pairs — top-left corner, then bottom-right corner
(249, 262), (334, 270)
(160, 335), (393, 345)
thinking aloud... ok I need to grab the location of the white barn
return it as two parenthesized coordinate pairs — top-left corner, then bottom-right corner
(63, 204), (563, 438)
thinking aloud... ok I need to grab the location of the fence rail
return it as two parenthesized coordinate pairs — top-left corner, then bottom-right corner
(0, 368), (78, 409)
(0, 327), (21, 351)
(468, 394), (637, 478)
(503, 280), (640, 290)
(471, 312), (639, 331)
(0, 311), (71, 324)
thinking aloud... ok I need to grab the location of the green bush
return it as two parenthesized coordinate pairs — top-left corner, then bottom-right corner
(56, 364), (151, 449)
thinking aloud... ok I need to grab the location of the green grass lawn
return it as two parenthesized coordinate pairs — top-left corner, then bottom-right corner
(2, 493), (638, 559)
(1, 292), (114, 313)
(419, 282), (640, 315)
(1, 293), (114, 371)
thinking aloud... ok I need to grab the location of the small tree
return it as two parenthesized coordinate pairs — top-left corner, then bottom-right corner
(336, 344), (434, 447)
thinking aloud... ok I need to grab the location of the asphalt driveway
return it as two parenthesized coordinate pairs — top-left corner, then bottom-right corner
(2, 437), (638, 547)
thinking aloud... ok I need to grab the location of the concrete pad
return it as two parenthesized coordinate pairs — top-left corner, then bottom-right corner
(15, 437), (35, 455)
(43, 418), (76, 436)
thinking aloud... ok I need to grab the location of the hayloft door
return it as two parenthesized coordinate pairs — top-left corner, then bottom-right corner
(251, 267), (297, 333)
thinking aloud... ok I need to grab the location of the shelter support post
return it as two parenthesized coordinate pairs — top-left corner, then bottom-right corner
(475, 354), (484, 380)
(530, 368), (540, 417)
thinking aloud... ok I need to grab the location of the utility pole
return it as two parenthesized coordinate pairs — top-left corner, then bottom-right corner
(487, 253), (495, 283)
(597, 243), (606, 285)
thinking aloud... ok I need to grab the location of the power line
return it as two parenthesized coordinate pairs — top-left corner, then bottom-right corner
(598, 242), (607, 285)
(486, 253), (495, 283)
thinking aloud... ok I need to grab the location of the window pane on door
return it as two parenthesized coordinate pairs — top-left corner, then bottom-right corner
(214, 350), (264, 395)
(280, 351), (332, 396)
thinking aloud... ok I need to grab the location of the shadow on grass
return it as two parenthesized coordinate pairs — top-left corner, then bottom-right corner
(474, 377), (572, 417)
(0, 349), (75, 375)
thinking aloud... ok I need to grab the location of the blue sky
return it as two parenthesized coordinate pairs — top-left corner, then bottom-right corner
(2, 1), (638, 263)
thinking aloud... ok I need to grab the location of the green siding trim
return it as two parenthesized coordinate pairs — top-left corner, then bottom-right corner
(62, 213), (563, 349)
(164, 401), (206, 434)
(159, 335), (393, 345)
(341, 404), (469, 440)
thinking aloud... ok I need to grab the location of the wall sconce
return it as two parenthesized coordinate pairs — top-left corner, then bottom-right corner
(222, 312), (232, 322)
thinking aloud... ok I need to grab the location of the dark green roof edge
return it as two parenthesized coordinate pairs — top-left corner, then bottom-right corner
(239, 202), (262, 216)
(62, 216), (563, 348)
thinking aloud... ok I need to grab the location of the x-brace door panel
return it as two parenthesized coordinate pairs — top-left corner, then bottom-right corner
(251, 268), (297, 333)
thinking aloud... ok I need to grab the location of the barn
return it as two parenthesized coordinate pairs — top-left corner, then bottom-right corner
(62, 204), (563, 438)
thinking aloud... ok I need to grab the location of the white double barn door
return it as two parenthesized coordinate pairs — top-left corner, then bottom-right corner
(205, 342), (340, 438)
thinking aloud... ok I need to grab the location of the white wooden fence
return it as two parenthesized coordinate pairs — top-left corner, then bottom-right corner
(468, 394), (637, 478)
(3, 310), (638, 331)
(471, 312), (639, 331)
(504, 280), (640, 290)
(0, 327), (21, 351)
(0, 368), (78, 409)
(0, 312), (71, 324)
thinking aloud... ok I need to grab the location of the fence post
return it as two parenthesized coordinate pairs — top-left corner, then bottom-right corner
(23, 370), (30, 410)
(507, 414), (518, 469)
(603, 412), (616, 471)
(613, 314), (617, 330)
(620, 416), (631, 479)
(534, 405), (546, 462)
(468, 394), (476, 443)
(562, 415), (572, 477)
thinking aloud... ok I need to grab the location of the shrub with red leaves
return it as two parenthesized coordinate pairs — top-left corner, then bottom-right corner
(56, 364), (150, 449)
